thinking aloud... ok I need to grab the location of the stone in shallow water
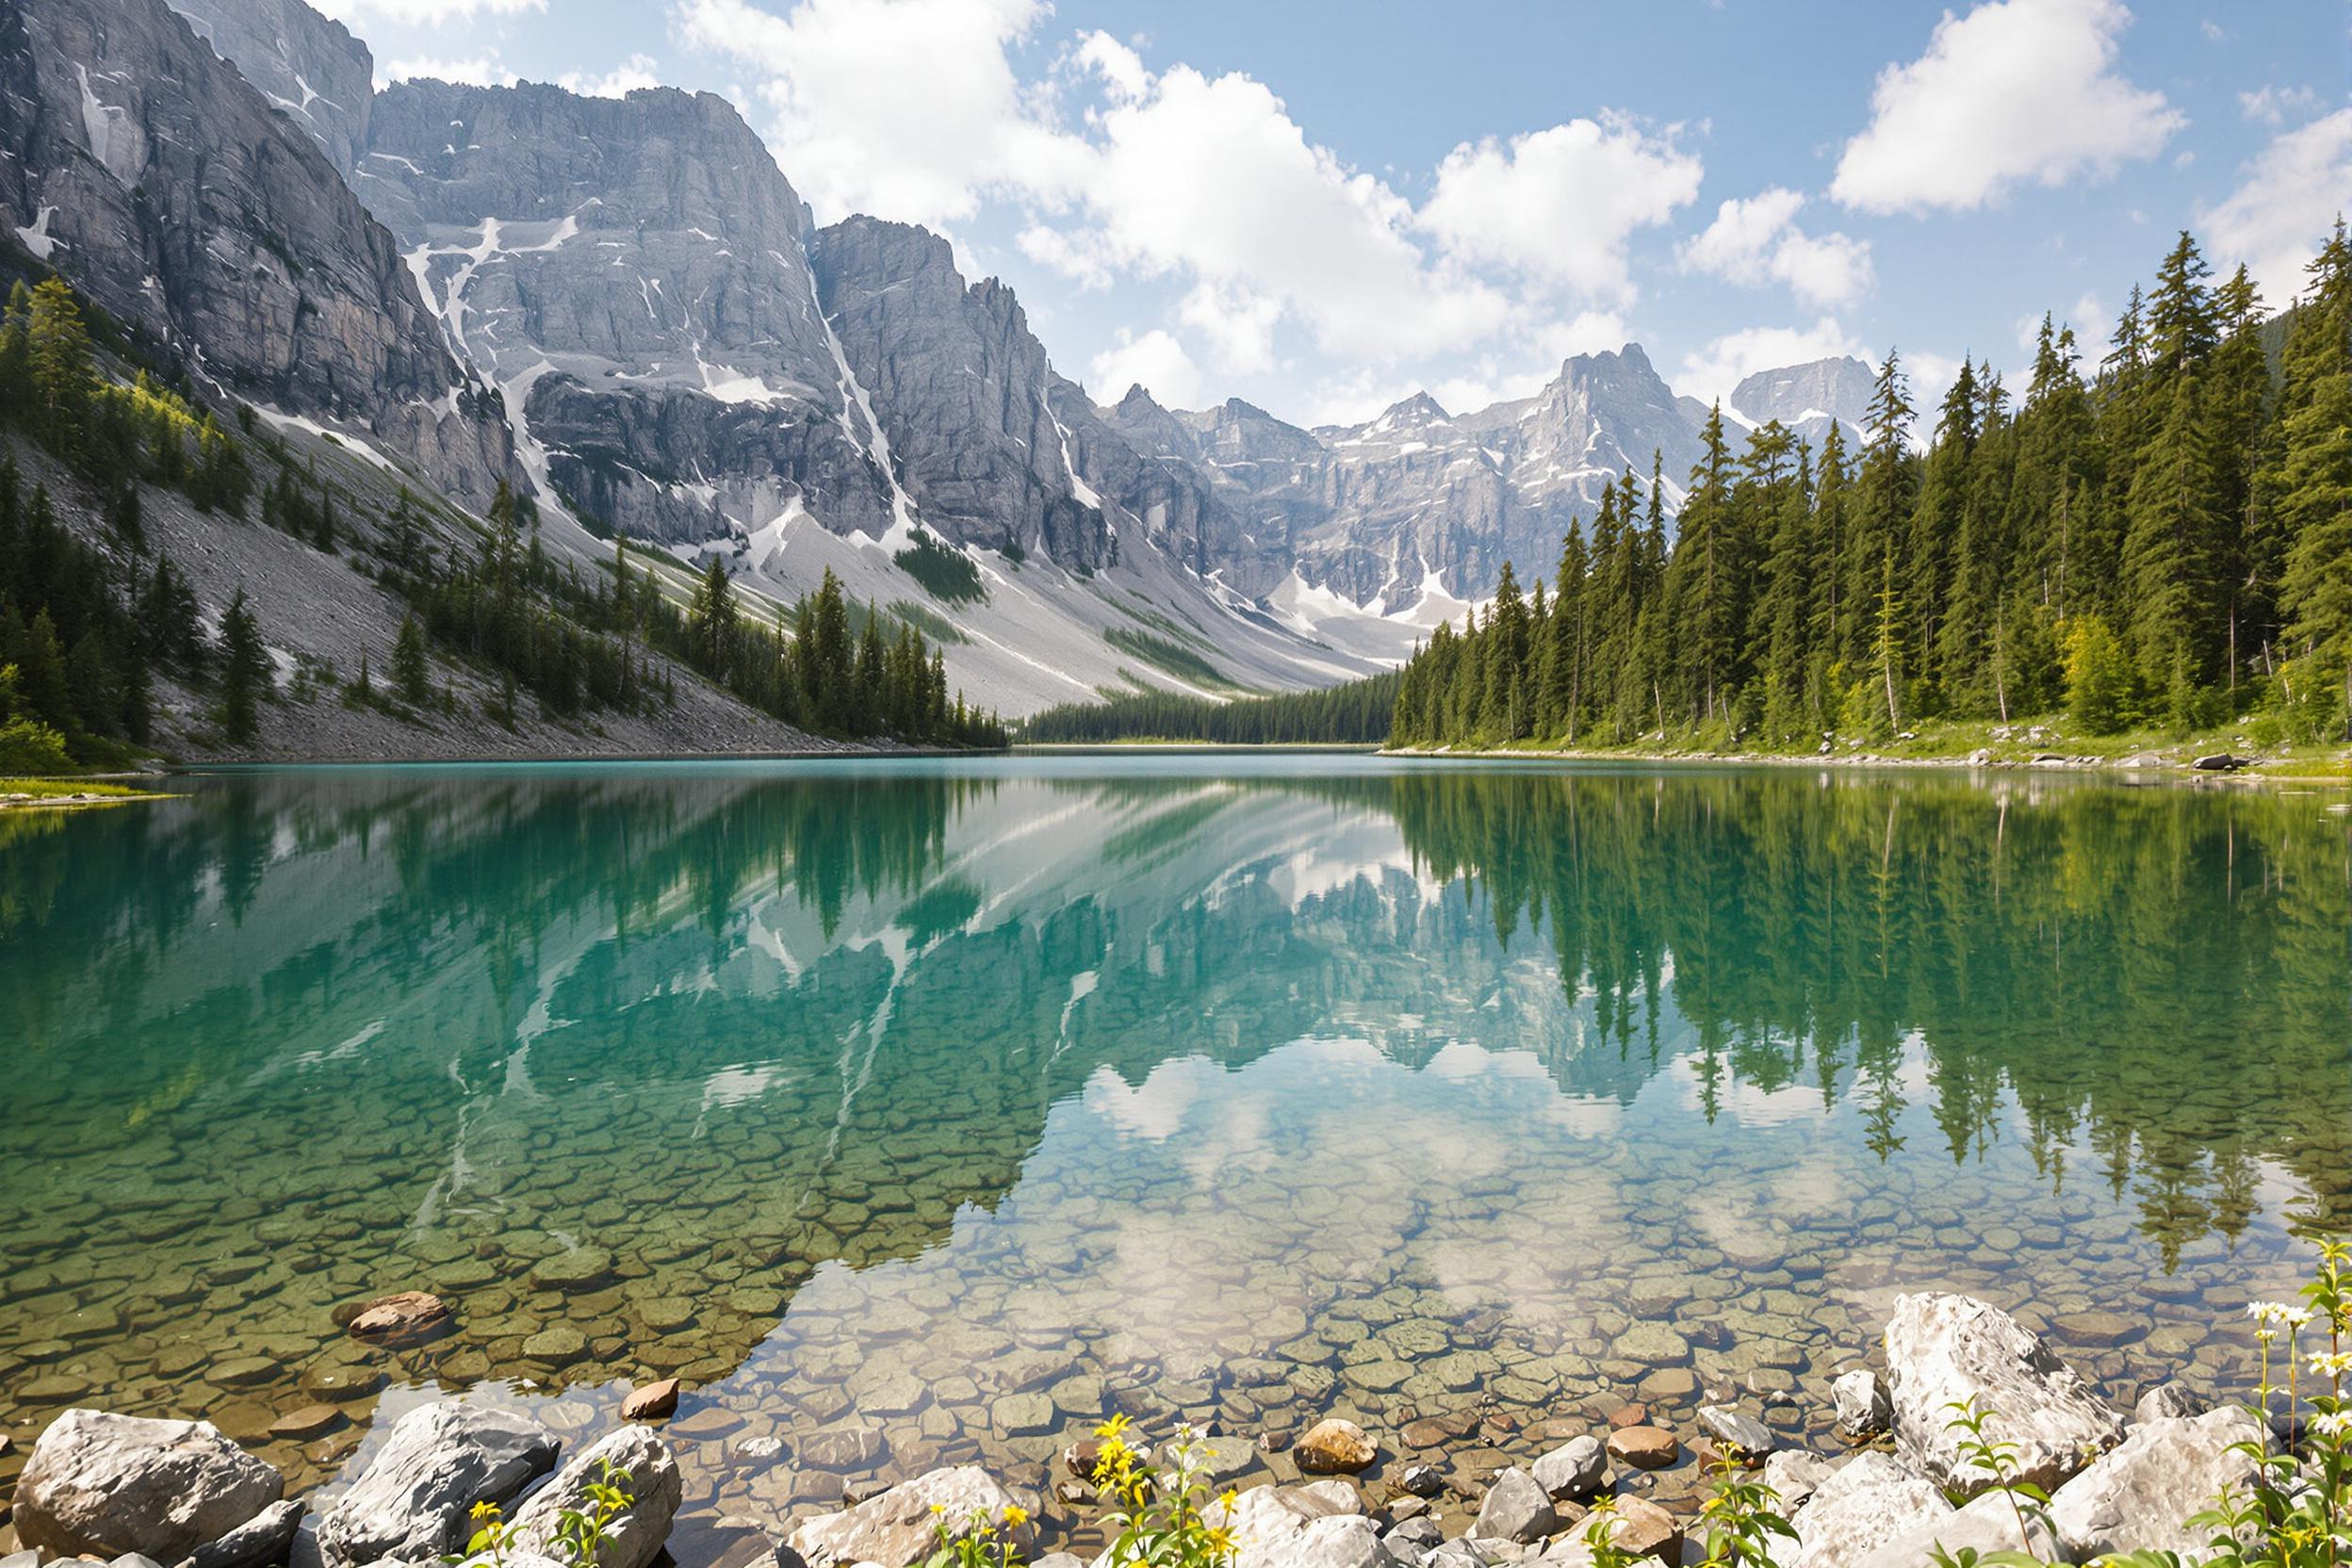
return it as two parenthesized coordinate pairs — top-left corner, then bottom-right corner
(1613, 1325), (1691, 1366)
(267, 1406), (347, 1441)
(1831, 1370), (1890, 1438)
(1296, 1418), (1376, 1474)
(797, 1425), (886, 1471)
(1603, 1426), (1677, 1470)
(621, 1379), (680, 1421)
(530, 1249), (616, 1292)
(346, 1292), (450, 1343)
(1696, 1405), (1773, 1461)
(14, 1409), (283, 1563)
(1531, 1436), (1606, 1499)
(1473, 1467), (1554, 1544)
(522, 1325), (589, 1364)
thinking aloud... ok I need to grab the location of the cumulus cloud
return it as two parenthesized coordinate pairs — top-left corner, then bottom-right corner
(316, 0), (542, 21)
(1417, 115), (1703, 303)
(2238, 85), (2317, 125)
(1088, 328), (1204, 408)
(672, 0), (1086, 225)
(557, 55), (663, 99)
(1676, 318), (1868, 408)
(2200, 108), (2352, 304)
(1830, 0), (2183, 214)
(1679, 188), (1875, 307)
(382, 54), (519, 87)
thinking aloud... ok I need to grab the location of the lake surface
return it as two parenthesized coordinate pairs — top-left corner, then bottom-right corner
(3, 756), (2347, 1544)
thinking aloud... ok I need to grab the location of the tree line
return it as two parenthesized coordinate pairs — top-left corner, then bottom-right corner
(1020, 668), (1401, 744)
(1392, 224), (2352, 749)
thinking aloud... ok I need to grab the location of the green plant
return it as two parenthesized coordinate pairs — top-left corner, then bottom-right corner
(1089, 1416), (1238, 1568)
(1940, 1396), (2053, 1559)
(894, 531), (987, 605)
(1690, 1446), (1797, 1568)
(445, 1460), (635, 1568)
(919, 1503), (1030, 1568)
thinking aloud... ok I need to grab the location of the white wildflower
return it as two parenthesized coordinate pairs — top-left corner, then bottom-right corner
(2314, 1412), (2350, 1439)
(2250, 1301), (2301, 1324)
(2311, 1351), (2352, 1378)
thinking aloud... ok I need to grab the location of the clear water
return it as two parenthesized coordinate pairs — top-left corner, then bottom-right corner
(3, 757), (2347, 1546)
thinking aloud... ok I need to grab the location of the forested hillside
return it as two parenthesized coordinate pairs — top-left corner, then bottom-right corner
(1393, 226), (2352, 751)
(0, 274), (1003, 765)
(1020, 670), (1400, 744)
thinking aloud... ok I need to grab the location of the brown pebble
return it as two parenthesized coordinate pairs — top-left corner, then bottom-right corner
(1606, 1425), (1681, 1470)
(1064, 1436), (1105, 1478)
(270, 1405), (349, 1441)
(347, 1291), (451, 1343)
(1607, 1403), (1651, 1429)
(1607, 1495), (1683, 1560)
(621, 1378), (680, 1421)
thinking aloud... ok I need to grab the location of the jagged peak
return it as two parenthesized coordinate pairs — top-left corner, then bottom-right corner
(1375, 390), (1450, 427)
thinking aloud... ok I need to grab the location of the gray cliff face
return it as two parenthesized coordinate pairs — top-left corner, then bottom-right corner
(167, 0), (372, 178)
(355, 79), (897, 545)
(1728, 354), (1875, 447)
(0, 0), (513, 505)
(809, 217), (1110, 568)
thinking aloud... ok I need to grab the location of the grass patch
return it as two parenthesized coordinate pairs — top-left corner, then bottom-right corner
(887, 599), (971, 646)
(894, 531), (987, 605)
(0, 777), (161, 807)
(1102, 628), (1246, 694)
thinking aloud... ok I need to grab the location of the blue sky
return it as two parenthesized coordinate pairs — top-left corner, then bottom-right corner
(318, 0), (2351, 426)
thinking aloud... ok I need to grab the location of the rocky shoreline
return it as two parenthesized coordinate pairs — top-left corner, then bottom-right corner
(0, 1288), (2294, 1568)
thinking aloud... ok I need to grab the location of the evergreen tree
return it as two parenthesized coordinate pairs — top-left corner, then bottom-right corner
(220, 587), (269, 744)
(392, 614), (432, 706)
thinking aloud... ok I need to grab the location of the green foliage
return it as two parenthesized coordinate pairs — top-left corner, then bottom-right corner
(1102, 628), (1243, 694)
(447, 1459), (634, 1568)
(895, 530), (987, 604)
(1089, 1416), (1238, 1568)
(1390, 223), (2352, 756)
(219, 586), (269, 745)
(1021, 669), (1400, 744)
(919, 1505), (1030, 1568)
(0, 712), (72, 774)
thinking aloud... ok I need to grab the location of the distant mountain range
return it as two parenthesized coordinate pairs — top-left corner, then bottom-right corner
(5, 0), (1875, 714)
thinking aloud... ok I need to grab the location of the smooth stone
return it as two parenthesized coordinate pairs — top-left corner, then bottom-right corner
(1605, 1405), (1649, 1430)
(1761, 1449), (1833, 1512)
(14, 1411), (283, 1563)
(1296, 1419), (1376, 1475)
(1696, 1406), (1774, 1462)
(797, 1427), (885, 1471)
(1472, 1469), (1554, 1544)
(529, 1250), (616, 1292)
(1207, 1483), (1373, 1568)
(2048, 1409), (2265, 1559)
(1613, 1325), (1691, 1366)
(1882, 1293), (2125, 1498)
(316, 1402), (559, 1568)
(1831, 1370), (1891, 1439)
(788, 1466), (1037, 1568)
(1602, 1426), (1677, 1470)
(177, 1500), (303, 1568)
(267, 1407), (346, 1441)
(620, 1380), (680, 1421)
(1396, 1463), (1446, 1498)
(1530, 1437), (1607, 1499)
(1789, 1453), (1950, 1568)
(204, 1360), (277, 1391)
(521, 1326), (588, 1364)
(346, 1293), (450, 1342)
(2131, 1381), (2204, 1425)
(509, 1427), (682, 1568)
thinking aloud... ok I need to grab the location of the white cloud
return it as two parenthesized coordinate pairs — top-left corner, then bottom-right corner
(1679, 188), (1875, 307)
(557, 55), (663, 99)
(1178, 283), (1283, 376)
(2200, 108), (2352, 304)
(1830, 0), (2183, 214)
(1417, 115), (1703, 303)
(1426, 312), (1631, 419)
(1676, 318), (1867, 407)
(2238, 85), (2317, 125)
(383, 55), (519, 88)
(673, 0), (1086, 226)
(315, 0), (542, 21)
(1088, 328), (1204, 408)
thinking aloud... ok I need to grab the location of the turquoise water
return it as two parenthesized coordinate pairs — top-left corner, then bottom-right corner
(2, 757), (2347, 1544)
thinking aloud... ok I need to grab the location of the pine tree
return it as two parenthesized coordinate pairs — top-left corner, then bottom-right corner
(220, 587), (269, 744)
(688, 554), (739, 679)
(24, 279), (92, 460)
(2275, 222), (2352, 736)
(392, 614), (431, 706)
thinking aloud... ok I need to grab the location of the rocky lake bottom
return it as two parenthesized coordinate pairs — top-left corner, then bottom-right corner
(3, 757), (2346, 1553)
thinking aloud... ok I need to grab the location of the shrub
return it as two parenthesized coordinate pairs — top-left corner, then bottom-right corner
(0, 714), (73, 775)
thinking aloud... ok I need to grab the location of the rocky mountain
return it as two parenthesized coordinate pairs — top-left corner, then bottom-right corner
(169, 0), (372, 179)
(1725, 355), (1875, 448)
(0, 0), (513, 505)
(33, 0), (1879, 720)
(1078, 344), (1706, 608)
